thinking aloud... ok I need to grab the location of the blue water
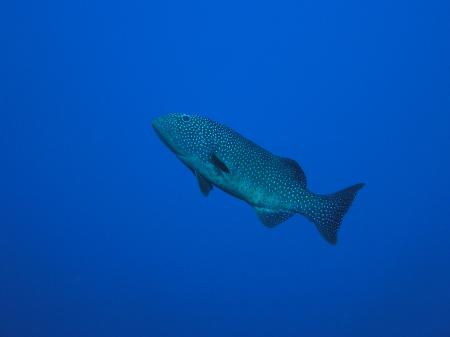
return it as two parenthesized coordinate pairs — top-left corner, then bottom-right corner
(2, 0), (450, 336)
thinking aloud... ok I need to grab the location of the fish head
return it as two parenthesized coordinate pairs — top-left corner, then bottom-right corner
(152, 113), (214, 158)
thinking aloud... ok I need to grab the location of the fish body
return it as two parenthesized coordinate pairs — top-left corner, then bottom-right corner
(152, 113), (364, 244)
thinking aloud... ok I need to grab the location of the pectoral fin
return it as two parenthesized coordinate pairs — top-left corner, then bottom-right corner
(195, 171), (213, 196)
(255, 207), (294, 228)
(210, 153), (230, 173)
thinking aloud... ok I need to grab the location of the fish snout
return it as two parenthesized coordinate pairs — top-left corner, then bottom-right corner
(152, 115), (178, 154)
(152, 116), (164, 132)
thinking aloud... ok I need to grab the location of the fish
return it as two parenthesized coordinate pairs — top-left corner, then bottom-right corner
(152, 113), (364, 244)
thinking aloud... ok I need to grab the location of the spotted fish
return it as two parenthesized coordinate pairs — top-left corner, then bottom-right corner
(152, 113), (364, 244)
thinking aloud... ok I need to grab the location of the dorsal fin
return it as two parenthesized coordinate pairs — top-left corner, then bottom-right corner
(280, 157), (307, 188)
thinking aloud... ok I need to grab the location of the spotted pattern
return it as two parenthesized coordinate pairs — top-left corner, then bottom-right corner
(153, 113), (364, 244)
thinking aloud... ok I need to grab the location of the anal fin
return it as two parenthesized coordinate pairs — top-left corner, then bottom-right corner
(255, 207), (294, 228)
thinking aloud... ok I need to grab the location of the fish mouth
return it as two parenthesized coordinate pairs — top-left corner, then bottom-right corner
(152, 120), (179, 155)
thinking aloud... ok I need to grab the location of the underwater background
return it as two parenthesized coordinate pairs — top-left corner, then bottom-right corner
(2, 0), (450, 336)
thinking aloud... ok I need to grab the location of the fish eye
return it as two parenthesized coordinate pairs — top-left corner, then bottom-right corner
(182, 115), (190, 122)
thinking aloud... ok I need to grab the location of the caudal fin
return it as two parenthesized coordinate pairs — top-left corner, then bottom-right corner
(302, 183), (365, 244)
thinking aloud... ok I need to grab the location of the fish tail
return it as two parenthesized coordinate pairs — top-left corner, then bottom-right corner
(299, 183), (365, 244)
